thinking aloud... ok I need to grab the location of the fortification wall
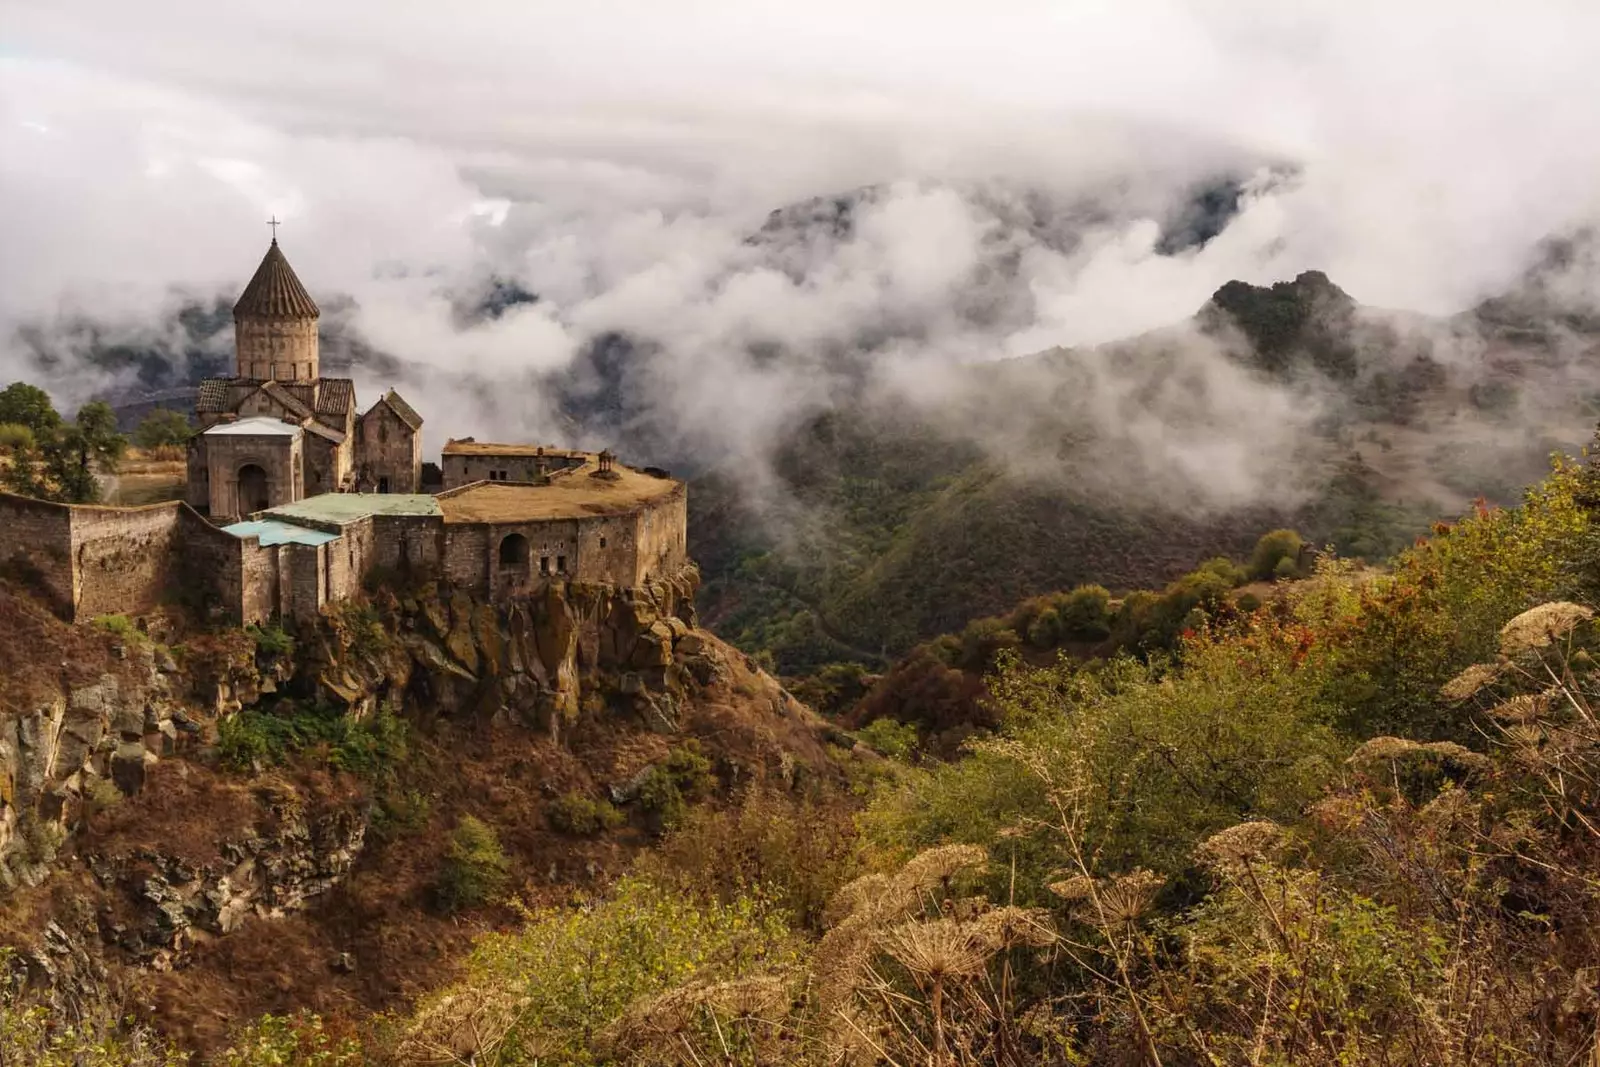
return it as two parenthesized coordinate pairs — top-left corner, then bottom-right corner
(284, 542), (327, 622)
(370, 514), (442, 576)
(69, 503), (186, 619)
(322, 516), (374, 602)
(239, 539), (278, 627)
(175, 508), (246, 622)
(573, 513), (639, 586)
(442, 525), (492, 593)
(632, 484), (689, 588)
(0, 494), (75, 616)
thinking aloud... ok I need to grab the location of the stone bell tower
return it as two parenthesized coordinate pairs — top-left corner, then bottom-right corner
(233, 235), (320, 381)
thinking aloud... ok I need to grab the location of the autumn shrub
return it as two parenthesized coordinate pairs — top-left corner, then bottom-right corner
(856, 716), (918, 760)
(1249, 527), (1305, 579)
(864, 623), (1343, 900)
(218, 1012), (362, 1066)
(435, 815), (510, 913)
(395, 878), (795, 1065)
(1055, 583), (1113, 641)
(636, 742), (715, 829)
(0, 951), (185, 1066)
(638, 787), (862, 932)
(547, 791), (625, 836)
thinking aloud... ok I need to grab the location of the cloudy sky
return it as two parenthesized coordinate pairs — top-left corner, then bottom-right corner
(5, 1), (1600, 466)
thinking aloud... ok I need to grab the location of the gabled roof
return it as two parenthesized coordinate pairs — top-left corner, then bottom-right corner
(314, 378), (355, 417)
(302, 421), (346, 444)
(257, 380), (314, 421)
(361, 388), (423, 431)
(234, 239), (320, 319)
(196, 378), (233, 413)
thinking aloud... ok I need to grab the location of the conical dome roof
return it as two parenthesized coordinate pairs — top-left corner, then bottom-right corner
(233, 239), (320, 319)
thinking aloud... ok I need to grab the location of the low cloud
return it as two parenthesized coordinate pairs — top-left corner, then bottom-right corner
(6, 1), (1600, 517)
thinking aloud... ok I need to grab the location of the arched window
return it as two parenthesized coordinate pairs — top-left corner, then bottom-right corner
(498, 533), (529, 568)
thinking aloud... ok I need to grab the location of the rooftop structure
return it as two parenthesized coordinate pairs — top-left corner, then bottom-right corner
(220, 519), (341, 547)
(202, 416), (303, 438)
(263, 493), (441, 526)
(437, 463), (678, 523)
(442, 440), (583, 457)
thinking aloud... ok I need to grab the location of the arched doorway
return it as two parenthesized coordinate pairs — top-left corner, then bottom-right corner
(238, 464), (270, 513)
(498, 532), (529, 569)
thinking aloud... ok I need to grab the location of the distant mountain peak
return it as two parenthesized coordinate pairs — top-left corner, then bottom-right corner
(1198, 270), (1359, 378)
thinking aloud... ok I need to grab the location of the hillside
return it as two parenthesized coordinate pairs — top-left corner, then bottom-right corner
(9, 409), (1600, 1065)
(0, 573), (858, 1056)
(696, 264), (1600, 673)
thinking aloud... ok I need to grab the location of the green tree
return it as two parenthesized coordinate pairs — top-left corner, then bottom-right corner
(36, 401), (128, 503)
(1249, 528), (1305, 579)
(0, 382), (60, 436)
(133, 407), (193, 449)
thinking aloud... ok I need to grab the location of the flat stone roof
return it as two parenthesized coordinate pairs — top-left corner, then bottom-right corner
(437, 465), (679, 524)
(442, 440), (584, 458)
(263, 493), (441, 526)
(221, 519), (342, 547)
(203, 416), (302, 437)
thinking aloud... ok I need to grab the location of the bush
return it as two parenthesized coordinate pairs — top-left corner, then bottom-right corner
(637, 743), (715, 829)
(91, 613), (141, 640)
(0, 423), (33, 454)
(857, 716), (919, 760)
(637, 789), (861, 932)
(1057, 583), (1113, 641)
(82, 775), (123, 818)
(1250, 528), (1305, 580)
(547, 791), (625, 836)
(402, 879), (794, 1065)
(246, 622), (295, 658)
(219, 1012), (363, 1066)
(1273, 553), (1302, 580)
(956, 617), (1021, 670)
(436, 815), (510, 913)
(217, 701), (407, 777)
(371, 788), (431, 840)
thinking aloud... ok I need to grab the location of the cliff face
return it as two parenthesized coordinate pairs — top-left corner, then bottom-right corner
(0, 562), (837, 1052)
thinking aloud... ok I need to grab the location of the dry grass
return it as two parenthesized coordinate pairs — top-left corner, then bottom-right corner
(437, 465), (681, 523)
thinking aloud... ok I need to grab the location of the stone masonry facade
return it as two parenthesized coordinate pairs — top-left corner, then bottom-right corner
(0, 236), (690, 628)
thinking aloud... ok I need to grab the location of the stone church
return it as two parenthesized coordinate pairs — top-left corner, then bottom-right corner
(185, 238), (423, 519)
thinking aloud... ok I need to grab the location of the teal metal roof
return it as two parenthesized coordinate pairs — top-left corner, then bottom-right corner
(221, 519), (341, 547)
(264, 492), (441, 526)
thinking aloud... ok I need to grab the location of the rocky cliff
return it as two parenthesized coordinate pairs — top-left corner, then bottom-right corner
(0, 563), (840, 1053)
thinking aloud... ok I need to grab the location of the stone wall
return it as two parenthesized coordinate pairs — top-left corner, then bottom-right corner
(632, 483), (689, 588)
(239, 538), (278, 627)
(0, 493), (74, 616)
(441, 451), (585, 489)
(235, 316), (319, 381)
(442, 524), (492, 592)
(303, 433), (341, 497)
(283, 543), (327, 622)
(356, 404), (421, 493)
(70, 503), (186, 620)
(0, 495), (258, 624)
(175, 509), (245, 622)
(184, 438), (210, 509)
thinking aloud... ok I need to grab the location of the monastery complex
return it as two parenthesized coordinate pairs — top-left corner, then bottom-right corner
(0, 239), (688, 625)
